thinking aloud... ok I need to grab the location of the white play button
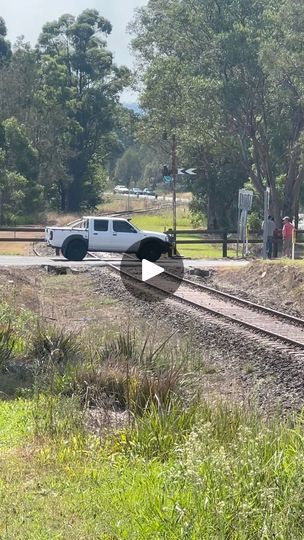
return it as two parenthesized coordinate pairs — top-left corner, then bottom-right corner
(142, 258), (164, 282)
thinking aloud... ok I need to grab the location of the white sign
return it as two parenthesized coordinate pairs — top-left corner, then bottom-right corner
(238, 189), (253, 211)
(177, 168), (197, 176)
(142, 259), (164, 282)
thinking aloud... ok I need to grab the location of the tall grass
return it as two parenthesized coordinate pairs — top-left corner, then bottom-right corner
(0, 326), (15, 370)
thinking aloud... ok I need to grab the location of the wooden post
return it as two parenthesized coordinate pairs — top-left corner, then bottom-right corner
(222, 231), (228, 258)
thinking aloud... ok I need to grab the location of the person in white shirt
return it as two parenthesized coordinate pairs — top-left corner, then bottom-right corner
(263, 215), (276, 259)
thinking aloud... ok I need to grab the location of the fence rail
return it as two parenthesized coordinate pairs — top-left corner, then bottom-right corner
(0, 227), (304, 258)
(166, 229), (304, 258)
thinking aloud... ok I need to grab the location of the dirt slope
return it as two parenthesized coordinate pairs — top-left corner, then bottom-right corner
(209, 261), (304, 316)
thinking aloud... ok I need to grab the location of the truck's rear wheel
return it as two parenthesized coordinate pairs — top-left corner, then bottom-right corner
(137, 242), (162, 262)
(64, 240), (87, 261)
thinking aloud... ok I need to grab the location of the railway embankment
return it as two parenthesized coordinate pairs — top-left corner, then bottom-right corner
(206, 260), (304, 317)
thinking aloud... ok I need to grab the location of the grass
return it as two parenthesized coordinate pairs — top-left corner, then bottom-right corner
(0, 242), (33, 256)
(1, 399), (304, 538)
(132, 210), (236, 258)
(1, 284), (304, 538)
(264, 258), (304, 266)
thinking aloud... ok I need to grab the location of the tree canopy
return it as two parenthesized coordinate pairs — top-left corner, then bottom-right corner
(0, 10), (131, 222)
(130, 0), (304, 227)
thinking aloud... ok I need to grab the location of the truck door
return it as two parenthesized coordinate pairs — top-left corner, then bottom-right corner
(111, 220), (140, 252)
(89, 219), (112, 251)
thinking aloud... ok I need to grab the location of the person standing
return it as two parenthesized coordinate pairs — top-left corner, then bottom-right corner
(282, 216), (294, 258)
(265, 215), (276, 259)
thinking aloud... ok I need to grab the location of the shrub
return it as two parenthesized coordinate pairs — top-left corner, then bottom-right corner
(31, 326), (84, 374)
(75, 360), (190, 414)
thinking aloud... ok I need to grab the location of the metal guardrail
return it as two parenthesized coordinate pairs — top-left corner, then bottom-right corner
(0, 226), (44, 242)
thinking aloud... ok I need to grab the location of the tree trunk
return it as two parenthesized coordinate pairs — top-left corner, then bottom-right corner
(207, 178), (218, 230)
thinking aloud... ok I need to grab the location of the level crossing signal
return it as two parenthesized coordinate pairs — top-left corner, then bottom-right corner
(162, 165), (172, 183)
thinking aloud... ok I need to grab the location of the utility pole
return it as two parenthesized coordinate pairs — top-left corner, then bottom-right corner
(171, 134), (177, 255)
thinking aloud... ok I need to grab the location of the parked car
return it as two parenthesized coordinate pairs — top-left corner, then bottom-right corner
(132, 187), (143, 195)
(45, 216), (173, 262)
(113, 185), (128, 194)
(143, 188), (156, 197)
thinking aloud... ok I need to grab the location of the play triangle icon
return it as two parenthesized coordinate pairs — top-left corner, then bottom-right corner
(142, 259), (164, 282)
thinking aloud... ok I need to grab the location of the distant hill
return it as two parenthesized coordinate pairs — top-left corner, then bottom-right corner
(123, 102), (143, 115)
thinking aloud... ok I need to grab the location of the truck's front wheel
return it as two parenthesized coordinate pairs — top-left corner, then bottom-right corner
(137, 242), (162, 262)
(64, 240), (87, 261)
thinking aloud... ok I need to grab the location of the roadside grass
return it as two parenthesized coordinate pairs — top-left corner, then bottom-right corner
(0, 201), (235, 259)
(0, 242), (33, 256)
(46, 194), (171, 227)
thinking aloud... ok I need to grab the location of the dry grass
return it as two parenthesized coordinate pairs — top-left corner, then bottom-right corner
(0, 242), (34, 255)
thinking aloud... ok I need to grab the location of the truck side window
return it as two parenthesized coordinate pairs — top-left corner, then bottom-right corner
(113, 220), (137, 233)
(94, 220), (109, 232)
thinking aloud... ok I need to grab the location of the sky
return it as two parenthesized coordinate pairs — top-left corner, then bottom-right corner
(1, 0), (148, 101)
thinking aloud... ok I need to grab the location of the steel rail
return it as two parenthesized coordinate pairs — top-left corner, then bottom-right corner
(119, 253), (304, 327)
(163, 269), (304, 327)
(107, 263), (304, 351)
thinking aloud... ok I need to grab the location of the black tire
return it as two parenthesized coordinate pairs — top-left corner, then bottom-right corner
(137, 242), (162, 262)
(61, 247), (66, 258)
(64, 239), (87, 261)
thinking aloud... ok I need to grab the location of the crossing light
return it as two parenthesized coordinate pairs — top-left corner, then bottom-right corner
(163, 165), (171, 176)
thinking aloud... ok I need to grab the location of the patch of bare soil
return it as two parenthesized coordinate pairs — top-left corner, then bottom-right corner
(0, 267), (127, 333)
(206, 261), (304, 317)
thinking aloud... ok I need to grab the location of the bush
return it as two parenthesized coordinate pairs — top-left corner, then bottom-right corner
(31, 326), (84, 375)
(247, 211), (262, 232)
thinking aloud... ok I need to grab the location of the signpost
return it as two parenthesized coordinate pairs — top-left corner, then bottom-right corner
(163, 140), (197, 255)
(237, 189), (253, 258)
(262, 188), (270, 260)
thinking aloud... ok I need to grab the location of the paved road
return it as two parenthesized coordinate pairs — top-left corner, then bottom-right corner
(0, 255), (249, 269)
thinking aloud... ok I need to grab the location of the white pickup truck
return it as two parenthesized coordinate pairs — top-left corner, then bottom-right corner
(45, 216), (173, 262)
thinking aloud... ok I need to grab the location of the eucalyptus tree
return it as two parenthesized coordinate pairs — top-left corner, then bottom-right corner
(131, 0), (304, 225)
(38, 9), (130, 210)
(0, 17), (11, 66)
(0, 117), (43, 223)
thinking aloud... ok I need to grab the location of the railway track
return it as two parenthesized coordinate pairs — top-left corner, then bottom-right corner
(107, 261), (304, 355)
